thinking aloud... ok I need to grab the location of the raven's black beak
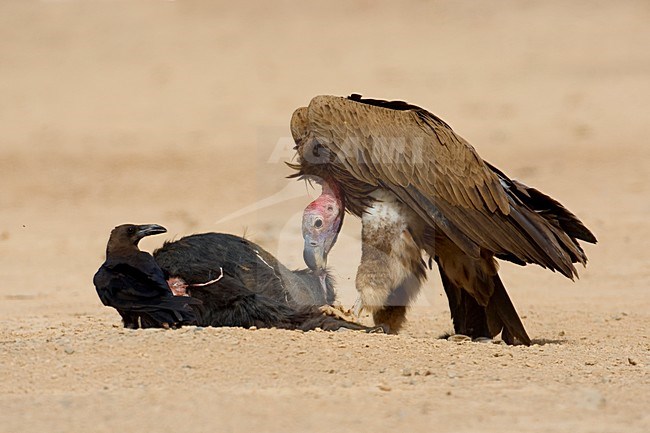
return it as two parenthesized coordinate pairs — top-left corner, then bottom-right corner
(135, 224), (167, 240)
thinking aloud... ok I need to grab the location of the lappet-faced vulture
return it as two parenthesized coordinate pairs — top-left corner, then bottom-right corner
(289, 94), (597, 345)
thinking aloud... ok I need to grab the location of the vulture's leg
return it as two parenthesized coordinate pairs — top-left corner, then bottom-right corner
(436, 260), (491, 339)
(356, 194), (426, 333)
(356, 247), (403, 333)
(370, 274), (422, 333)
(435, 237), (531, 345)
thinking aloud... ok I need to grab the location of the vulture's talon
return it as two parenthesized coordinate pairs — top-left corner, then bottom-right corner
(351, 297), (364, 318)
(447, 334), (472, 343)
(367, 325), (387, 334)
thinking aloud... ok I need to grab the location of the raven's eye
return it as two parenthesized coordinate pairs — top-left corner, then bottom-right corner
(314, 219), (323, 228)
(127, 227), (136, 235)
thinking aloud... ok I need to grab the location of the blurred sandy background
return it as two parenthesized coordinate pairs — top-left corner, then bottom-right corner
(1, 1), (648, 432)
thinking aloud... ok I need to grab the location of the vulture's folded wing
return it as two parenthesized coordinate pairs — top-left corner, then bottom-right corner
(291, 95), (593, 277)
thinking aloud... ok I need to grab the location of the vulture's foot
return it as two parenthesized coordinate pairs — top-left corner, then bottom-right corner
(447, 334), (472, 343)
(446, 334), (506, 345)
(367, 325), (388, 334)
(372, 305), (407, 334)
(319, 304), (356, 321)
(335, 325), (384, 334)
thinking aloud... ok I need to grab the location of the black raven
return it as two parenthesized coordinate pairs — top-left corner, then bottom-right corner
(93, 224), (200, 329)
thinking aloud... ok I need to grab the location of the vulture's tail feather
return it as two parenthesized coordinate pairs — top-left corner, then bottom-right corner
(509, 179), (597, 245)
(484, 161), (596, 276)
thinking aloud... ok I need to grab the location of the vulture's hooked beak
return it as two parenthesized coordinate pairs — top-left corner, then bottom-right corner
(301, 181), (343, 273)
(303, 233), (329, 272)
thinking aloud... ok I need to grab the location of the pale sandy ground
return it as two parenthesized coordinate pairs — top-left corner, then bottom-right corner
(1, 1), (649, 432)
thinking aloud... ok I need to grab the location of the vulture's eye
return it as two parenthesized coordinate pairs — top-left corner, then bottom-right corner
(314, 219), (323, 228)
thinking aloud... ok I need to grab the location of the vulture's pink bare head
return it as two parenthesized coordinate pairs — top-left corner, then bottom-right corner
(302, 180), (344, 273)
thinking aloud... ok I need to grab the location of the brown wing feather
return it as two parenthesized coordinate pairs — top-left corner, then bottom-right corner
(304, 95), (510, 214)
(292, 95), (595, 277)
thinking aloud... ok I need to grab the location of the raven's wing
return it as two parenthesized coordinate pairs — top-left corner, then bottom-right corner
(93, 261), (199, 326)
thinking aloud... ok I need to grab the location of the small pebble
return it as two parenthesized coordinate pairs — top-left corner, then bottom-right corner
(628, 357), (637, 366)
(378, 384), (391, 392)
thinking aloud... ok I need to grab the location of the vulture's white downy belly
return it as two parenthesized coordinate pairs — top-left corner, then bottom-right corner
(357, 190), (424, 308)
